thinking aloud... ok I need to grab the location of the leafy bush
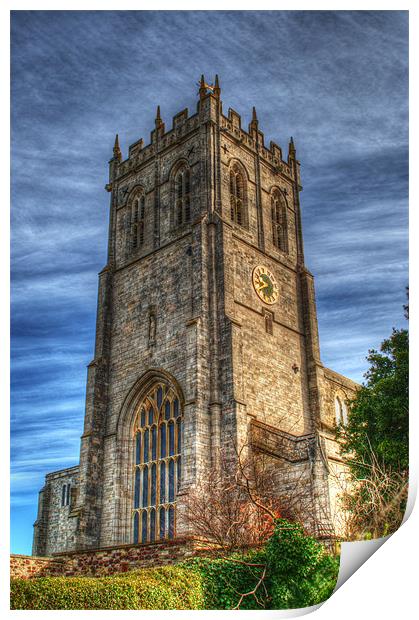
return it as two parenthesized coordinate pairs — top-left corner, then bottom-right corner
(185, 549), (267, 609)
(185, 519), (339, 610)
(10, 565), (205, 610)
(265, 519), (339, 609)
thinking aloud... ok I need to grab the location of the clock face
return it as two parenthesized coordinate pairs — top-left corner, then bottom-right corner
(252, 265), (279, 305)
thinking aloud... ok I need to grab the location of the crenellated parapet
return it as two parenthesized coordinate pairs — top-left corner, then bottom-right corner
(219, 108), (296, 182)
(114, 111), (201, 182)
(109, 75), (300, 188)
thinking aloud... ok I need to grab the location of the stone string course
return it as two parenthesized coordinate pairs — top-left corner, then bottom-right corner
(11, 538), (204, 579)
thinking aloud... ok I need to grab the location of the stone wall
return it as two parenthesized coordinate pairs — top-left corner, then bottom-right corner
(321, 368), (359, 535)
(33, 466), (79, 557)
(10, 555), (65, 579)
(12, 539), (204, 579)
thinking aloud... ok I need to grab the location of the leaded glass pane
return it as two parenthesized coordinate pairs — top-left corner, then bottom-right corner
(151, 426), (157, 461)
(133, 511), (139, 544)
(148, 407), (154, 426)
(140, 409), (146, 428)
(177, 456), (181, 491)
(165, 400), (171, 420)
(136, 433), (141, 465)
(168, 506), (175, 540)
(142, 466), (148, 508)
(143, 429), (149, 463)
(160, 424), (166, 458)
(169, 421), (175, 456)
(151, 464), (156, 506)
(150, 509), (156, 542)
(141, 511), (148, 543)
(160, 462), (166, 503)
(159, 507), (166, 539)
(174, 398), (179, 418)
(134, 468), (140, 508)
(176, 418), (181, 453)
(169, 459), (175, 502)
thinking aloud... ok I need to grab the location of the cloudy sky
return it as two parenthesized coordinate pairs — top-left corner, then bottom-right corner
(11, 10), (408, 554)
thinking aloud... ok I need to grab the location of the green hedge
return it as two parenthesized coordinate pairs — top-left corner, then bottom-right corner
(11, 566), (205, 610)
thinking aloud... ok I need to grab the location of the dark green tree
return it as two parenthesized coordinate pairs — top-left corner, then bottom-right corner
(339, 327), (408, 475)
(337, 302), (409, 539)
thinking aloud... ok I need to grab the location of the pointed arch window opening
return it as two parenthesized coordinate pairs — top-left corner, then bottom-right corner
(175, 166), (191, 227)
(131, 193), (145, 252)
(335, 397), (348, 426)
(271, 191), (288, 253)
(132, 383), (182, 544)
(230, 166), (246, 227)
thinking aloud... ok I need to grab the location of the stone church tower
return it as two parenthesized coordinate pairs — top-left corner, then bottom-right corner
(33, 76), (357, 557)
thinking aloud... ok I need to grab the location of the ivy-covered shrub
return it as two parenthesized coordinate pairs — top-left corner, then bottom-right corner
(10, 565), (205, 610)
(184, 550), (267, 610)
(265, 519), (339, 609)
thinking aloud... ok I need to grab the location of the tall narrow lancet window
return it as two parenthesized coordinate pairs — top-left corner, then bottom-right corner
(230, 164), (245, 226)
(335, 397), (348, 426)
(175, 166), (191, 226)
(271, 190), (288, 252)
(133, 383), (182, 544)
(131, 191), (145, 252)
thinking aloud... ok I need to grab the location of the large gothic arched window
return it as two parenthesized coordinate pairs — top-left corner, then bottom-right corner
(175, 165), (191, 226)
(271, 190), (288, 253)
(130, 191), (145, 253)
(133, 383), (182, 544)
(230, 164), (246, 226)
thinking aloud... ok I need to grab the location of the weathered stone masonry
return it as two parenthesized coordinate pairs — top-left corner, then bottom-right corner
(12, 539), (205, 579)
(32, 76), (358, 559)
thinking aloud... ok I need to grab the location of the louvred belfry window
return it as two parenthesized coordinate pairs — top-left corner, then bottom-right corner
(271, 191), (288, 252)
(230, 165), (245, 226)
(175, 166), (191, 226)
(133, 383), (182, 544)
(131, 192), (145, 252)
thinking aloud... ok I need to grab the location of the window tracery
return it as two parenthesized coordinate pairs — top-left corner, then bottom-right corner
(133, 383), (182, 543)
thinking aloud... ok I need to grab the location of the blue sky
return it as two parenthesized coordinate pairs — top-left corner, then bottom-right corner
(11, 10), (408, 554)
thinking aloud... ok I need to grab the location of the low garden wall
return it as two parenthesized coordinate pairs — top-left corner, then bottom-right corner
(10, 555), (65, 579)
(11, 538), (206, 579)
